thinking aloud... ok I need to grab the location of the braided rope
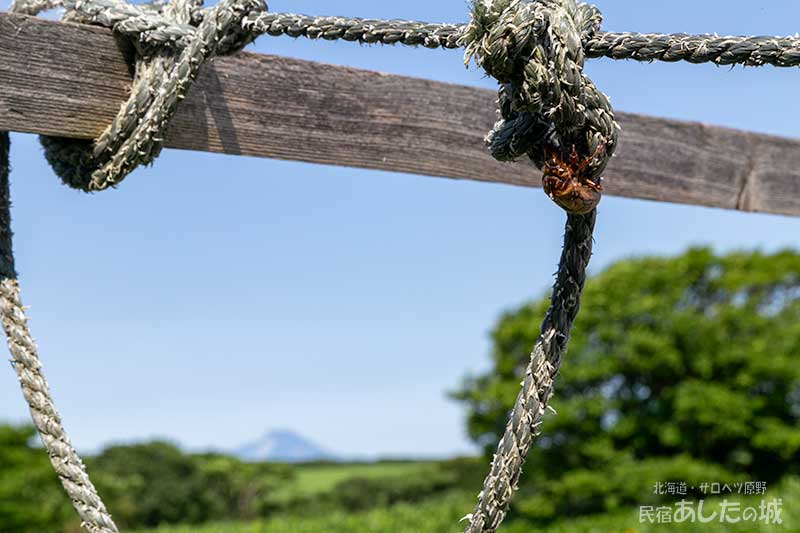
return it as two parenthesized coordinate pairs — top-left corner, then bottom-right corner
(9, 0), (61, 15)
(0, 133), (119, 532)
(249, 16), (800, 68)
(52, 7), (800, 68)
(12, 1), (800, 64)
(463, 211), (595, 533)
(244, 12), (464, 49)
(584, 32), (800, 66)
(106, 9), (800, 69)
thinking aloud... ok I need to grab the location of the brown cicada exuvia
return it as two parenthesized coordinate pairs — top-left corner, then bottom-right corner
(542, 142), (607, 215)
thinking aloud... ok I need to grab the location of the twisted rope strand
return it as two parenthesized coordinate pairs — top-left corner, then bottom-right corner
(119, 12), (800, 68)
(244, 12), (464, 49)
(9, 0), (61, 15)
(0, 133), (119, 533)
(19, 0), (800, 68)
(248, 16), (800, 68)
(12, 0), (800, 67)
(462, 211), (596, 533)
(585, 31), (800, 67)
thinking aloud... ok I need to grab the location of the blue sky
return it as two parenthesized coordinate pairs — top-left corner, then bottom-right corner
(1, 0), (800, 458)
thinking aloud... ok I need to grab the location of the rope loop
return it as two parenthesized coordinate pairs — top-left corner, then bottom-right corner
(40, 0), (266, 192)
(462, 0), (619, 213)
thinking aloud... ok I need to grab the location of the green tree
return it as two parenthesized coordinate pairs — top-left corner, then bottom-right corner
(454, 248), (800, 520)
(88, 442), (292, 529)
(0, 430), (293, 532)
(0, 424), (76, 533)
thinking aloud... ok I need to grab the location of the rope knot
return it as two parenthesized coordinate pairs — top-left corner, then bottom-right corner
(39, 0), (266, 192)
(462, 0), (619, 214)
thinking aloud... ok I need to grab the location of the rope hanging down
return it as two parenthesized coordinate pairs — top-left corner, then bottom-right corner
(462, 212), (595, 533)
(0, 134), (119, 533)
(2, 0), (796, 532)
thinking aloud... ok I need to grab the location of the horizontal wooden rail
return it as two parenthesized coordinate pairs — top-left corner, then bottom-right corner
(1, 13), (799, 216)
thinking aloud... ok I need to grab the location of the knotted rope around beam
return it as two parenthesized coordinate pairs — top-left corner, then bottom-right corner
(9, 0), (800, 192)
(30, 0), (266, 192)
(462, 0), (618, 173)
(12, 0), (800, 189)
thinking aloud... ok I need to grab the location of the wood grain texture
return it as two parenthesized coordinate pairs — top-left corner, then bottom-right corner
(1, 13), (799, 216)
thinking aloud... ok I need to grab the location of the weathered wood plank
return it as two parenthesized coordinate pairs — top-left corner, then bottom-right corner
(1, 13), (798, 216)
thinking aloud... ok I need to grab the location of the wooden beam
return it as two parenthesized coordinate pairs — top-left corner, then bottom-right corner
(1, 13), (799, 217)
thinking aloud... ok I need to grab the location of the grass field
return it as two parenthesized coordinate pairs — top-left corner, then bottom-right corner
(268, 461), (436, 503)
(134, 463), (799, 533)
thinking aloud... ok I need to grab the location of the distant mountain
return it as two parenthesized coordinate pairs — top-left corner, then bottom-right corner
(234, 430), (334, 463)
